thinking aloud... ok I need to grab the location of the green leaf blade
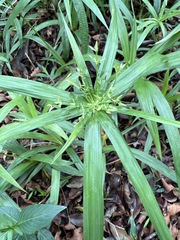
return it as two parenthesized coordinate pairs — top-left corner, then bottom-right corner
(16, 204), (66, 235)
(83, 117), (105, 240)
(97, 111), (173, 240)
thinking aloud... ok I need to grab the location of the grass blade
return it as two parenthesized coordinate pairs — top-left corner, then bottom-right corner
(82, 0), (108, 29)
(53, 112), (91, 162)
(72, 0), (89, 53)
(0, 107), (82, 145)
(48, 169), (60, 205)
(0, 96), (24, 122)
(104, 145), (177, 183)
(3, 0), (31, 39)
(134, 78), (162, 158)
(83, 117), (105, 240)
(116, 107), (180, 128)
(0, 76), (73, 105)
(112, 50), (180, 97)
(97, 111), (173, 240)
(60, 9), (92, 89)
(147, 81), (180, 189)
(0, 165), (25, 192)
(96, 0), (118, 93)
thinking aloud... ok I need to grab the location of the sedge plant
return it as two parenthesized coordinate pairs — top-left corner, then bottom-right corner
(0, 0), (180, 239)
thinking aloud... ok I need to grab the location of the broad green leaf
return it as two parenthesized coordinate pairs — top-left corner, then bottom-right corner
(0, 231), (9, 239)
(14, 234), (36, 240)
(37, 229), (54, 240)
(96, 111), (173, 240)
(15, 204), (66, 235)
(83, 117), (105, 240)
(0, 206), (20, 230)
(0, 192), (21, 210)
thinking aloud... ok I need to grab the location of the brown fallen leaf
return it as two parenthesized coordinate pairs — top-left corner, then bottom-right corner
(170, 222), (179, 239)
(30, 67), (41, 77)
(106, 219), (134, 240)
(161, 177), (175, 192)
(68, 227), (83, 240)
(167, 202), (180, 216)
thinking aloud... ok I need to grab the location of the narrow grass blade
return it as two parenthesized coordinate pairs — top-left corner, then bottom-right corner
(129, 19), (138, 65)
(116, 107), (180, 128)
(134, 78), (162, 158)
(152, 25), (180, 53)
(72, 0), (89, 53)
(0, 107), (82, 145)
(103, 145), (177, 183)
(147, 81), (180, 189)
(112, 50), (180, 97)
(142, 0), (158, 18)
(53, 112), (91, 162)
(25, 35), (66, 66)
(66, 148), (84, 173)
(114, 0), (130, 63)
(96, 0), (118, 93)
(48, 169), (60, 205)
(0, 165), (25, 192)
(114, 0), (133, 26)
(83, 117), (105, 240)
(0, 96), (24, 122)
(82, 0), (108, 29)
(3, 0), (31, 39)
(131, 148), (177, 183)
(0, 162), (36, 191)
(60, 10), (92, 89)
(7, 145), (58, 171)
(64, 0), (72, 27)
(0, 76), (73, 105)
(97, 111), (172, 240)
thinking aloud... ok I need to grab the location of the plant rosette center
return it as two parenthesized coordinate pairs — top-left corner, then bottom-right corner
(84, 92), (123, 114)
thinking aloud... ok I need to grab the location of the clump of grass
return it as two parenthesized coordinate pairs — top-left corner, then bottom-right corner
(0, 0), (180, 239)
